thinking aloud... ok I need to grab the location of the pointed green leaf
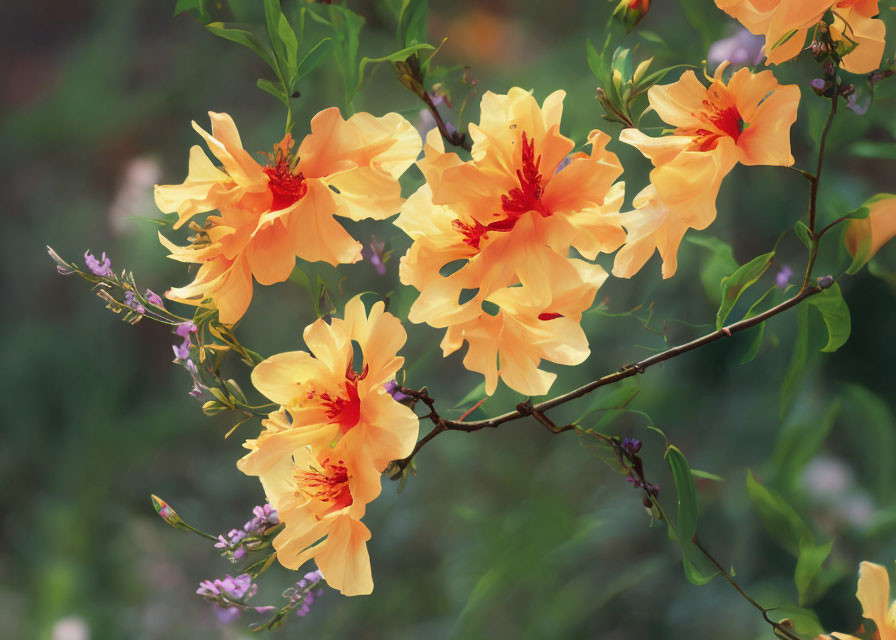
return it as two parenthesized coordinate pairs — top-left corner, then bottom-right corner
(294, 37), (333, 82)
(398, 0), (429, 48)
(795, 538), (833, 606)
(716, 251), (775, 329)
(794, 220), (813, 249)
(205, 23), (275, 69)
(807, 283), (850, 352)
(356, 43), (434, 93)
(257, 78), (288, 106)
(746, 470), (811, 556)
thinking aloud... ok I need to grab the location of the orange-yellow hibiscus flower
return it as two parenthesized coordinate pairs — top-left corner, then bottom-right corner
(821, 561), (896, 640)
(715, 0), (885, 72)
(156, 110), (420, 324)
(831, 0), (886, 74)
(614, 66), (800, 278)
(844, 194), (896, 267)
(247, 295), (419, 472)
(395, 88), (625, 393)
(239, 411), (380, 596)
(439, 257), (608, 396)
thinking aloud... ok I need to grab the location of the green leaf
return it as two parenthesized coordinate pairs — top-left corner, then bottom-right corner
(795, 538), (833, 606)
(356, 43), (434, 93)
(772, 400), (841, 491)
(328, 5), (365, 108)
(780, 304), (809, 418)
(691, 469), (725, 482)
(264, 0), (299, 81)
(205, 23), (275, 70)
(849, 141), (896, 160)
(716, 251), (775, 329)
(739, 323), (765, 364)
(844, 385), (896, 502)
(174, 0), (209, 21)
(257, 78), (288, 106)
(666, 446), (717, 585)
(294, 37), (333, 82)
(687, 235), (738, 305)
(586, 39), (610, 88)
(667, 446), (698, 543)
(806, 283), (850, 352)
(398, 0), (428, 48)
(794, 220), (813, 249)
(746, 470), (811, 556)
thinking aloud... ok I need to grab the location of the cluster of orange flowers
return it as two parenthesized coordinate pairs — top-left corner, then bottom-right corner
(717, 0), (886, 73)
(150, 0), (894, 596)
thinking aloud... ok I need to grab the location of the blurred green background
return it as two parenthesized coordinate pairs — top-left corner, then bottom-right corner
(4, 0), (896, 638)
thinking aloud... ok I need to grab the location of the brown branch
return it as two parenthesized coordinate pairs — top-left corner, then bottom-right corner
(420, 90), (471, 152)
(808, 80), (839, 234)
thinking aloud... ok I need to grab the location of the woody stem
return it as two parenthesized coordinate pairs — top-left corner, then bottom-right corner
(392, 281), (831, 471)
(420, 91), (472, 152)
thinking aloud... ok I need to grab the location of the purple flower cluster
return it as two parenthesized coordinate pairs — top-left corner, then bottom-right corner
(776, 265), (793, 289)
(124, 291), (145, 315)
(288, 570), (325, 618)
(621, 437), (642, 455)
(84, 250), (113, 277)
(172, 322), (204, 398)
(196, 573), (264, 623)
(215, 503), (280, 562)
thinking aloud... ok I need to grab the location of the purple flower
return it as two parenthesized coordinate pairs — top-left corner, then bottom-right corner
(243, 503), (279, 535)
(197, 574), (258, 622)
(384, 380), (410, 402)
(810, 78), (827, 92)
(362, 239), (387, 275)
(173, 342), (190, 361)
(621, 437), (642, 454)
(289, 570), (324, 617)
(84, 250), (113, 277)
(146, 289), (164, 307)
(176, 321), (197, 338)
(707, 28), (764, 70)
(776, 265), (793, 288)
(846, 93), (870, 115)
(124, 291), (145, 315)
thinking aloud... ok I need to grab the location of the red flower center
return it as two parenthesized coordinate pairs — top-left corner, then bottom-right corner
(316, 363), (368, 434)
(297, 458), (353, 514)
(453, 131), (551, 251)
(263, 158), (308, 211)
(687, 87), (745, 152)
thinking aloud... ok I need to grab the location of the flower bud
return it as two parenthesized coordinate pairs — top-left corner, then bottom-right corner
(613, 0), (650, 32)
(151, 495), (190, 531)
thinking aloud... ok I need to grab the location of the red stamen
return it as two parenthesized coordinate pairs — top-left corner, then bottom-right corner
(263, 158), (307, 211)
(297, 458), (352, 514)
(453, 131), (552, 251)
(538, 312), (564, 321)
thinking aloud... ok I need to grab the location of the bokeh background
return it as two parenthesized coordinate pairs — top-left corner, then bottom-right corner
(3, 0), (896, 638)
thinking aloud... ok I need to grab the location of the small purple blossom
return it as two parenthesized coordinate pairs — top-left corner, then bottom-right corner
(84, 250), (113, 277)
(145, 289), (164, 307)
(384, 380), (410, 402)
(362, 239), (387, 275)
(173, 342), (191, 361)
(846, 93), (870, 115)
(810, 78), (826, 92)
(776, 264), (793, 288)
(124, 291), (145, 315)
(288, 570), (324, 618)
(243, 503), (279, 535)
(176, 321), (197, 338)
(621, 437), (642, 454)
(197, 574), (258, 622)
(707, 28), (764, 70)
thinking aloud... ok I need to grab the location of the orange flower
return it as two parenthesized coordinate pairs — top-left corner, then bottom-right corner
(248, 295), (419, 471)
(395, 88), (626, 394)
(715, 0), (886, 71)
(439, 257), (608, 396)
(844, 194), (896, 266)
(822, 561), (896, 640)
(614, 66), (800, 278)
(238, 412), (381, 596)
(156, 111), (420, 324)
(237, 295), (419, 595)
(831, 1), (886, 74)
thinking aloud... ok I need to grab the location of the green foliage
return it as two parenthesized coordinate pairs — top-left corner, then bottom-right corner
(686, 235), (739, 305)
(807, 283), (850, 353)
(328, 4), (365, 109)
(665, 446), (717, 586)
(780, 304), (809, 419)
(716, 251), (775, 329)
(398, 0), (428, 48)
(745, 471), (812, 557)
